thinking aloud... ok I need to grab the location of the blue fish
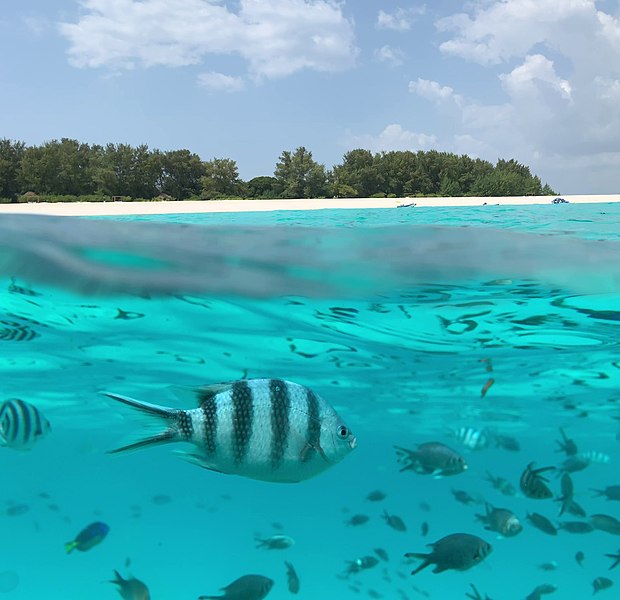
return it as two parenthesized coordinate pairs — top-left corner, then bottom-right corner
(65, 522), (110, 554)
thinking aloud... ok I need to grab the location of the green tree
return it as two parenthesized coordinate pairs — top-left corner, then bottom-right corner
(200, 158), (243, 199)
(274, 147), (327, 198)
(246, 176), (279, 199)
(330, 149), (378, 197)
(155, 149), (205, 199)
(0, 139), (26, 200)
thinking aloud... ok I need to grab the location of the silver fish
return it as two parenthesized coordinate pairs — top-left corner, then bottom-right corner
(255, 534), (294, 550)
(105, 379), (356, 483)
(0, 398), (51, 450)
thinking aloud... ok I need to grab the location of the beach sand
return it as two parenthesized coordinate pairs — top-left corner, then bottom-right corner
(0, 194), (618, 216)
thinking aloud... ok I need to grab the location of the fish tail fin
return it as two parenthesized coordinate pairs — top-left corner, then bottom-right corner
(404, 552), (430, 575)
(103, 392), (181, 454)
(110, 570), (125, 585)
(65, 541), (77, 554)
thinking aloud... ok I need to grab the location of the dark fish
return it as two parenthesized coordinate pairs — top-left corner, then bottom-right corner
(520, 463), (554, 499)
(557, 473), (574, 516)
(526, 513), (557, 536)
(368, 590), (382, 599)
(151, 494), (171, 505)
(366, 490), (387, 502)
(65, 521), (110, 553)
(592, 577), (613, 595)
(382, 510), (407, 532)
(465, 583), (492, 600)
(6, 503), (29, 517)
(395, 442), (467, 477)
(480, 378), (494, 398)
(493, 434), (520, 452)
(538, 562), (558, 571)
(575, 551), (585, 566)
(451, 489), (477, 505)
(421, 521), (429, 537)
(592, 485), (620, 501)
(566, 500), (586, 518)
(525, 584), (557, 600)
(559, 456), (590, 474)
(255, 534), (294, 549)
(555, 427), (578, 456)
(110, 570), (150, 600)
(198, 574), (274, 600)
(591, 514), (620, 535)
(374, 548), (389, 561)
(346, 514), (370, 526)
(405, 533), (492, 574)
(344, 556), (379, 575)
(558, 521), (594, 534)
(105, 378), (356, 483)
(0, 398), (51, 450)
(485, 472), (516, 496)
(284, 561), (299, 594)
(475, 504), (522, 537)
(605, 550), (620, 570)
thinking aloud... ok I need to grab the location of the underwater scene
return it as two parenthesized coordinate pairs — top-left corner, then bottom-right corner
(1, 204), (620, 599)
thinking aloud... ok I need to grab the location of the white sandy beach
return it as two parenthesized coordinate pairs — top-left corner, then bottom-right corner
(0, 194), (618, 216)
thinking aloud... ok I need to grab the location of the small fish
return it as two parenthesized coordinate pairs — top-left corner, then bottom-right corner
(110, 570), (150, 600)
(592, 485), (620, 501)
(485, 472), (516, 496)
(538, 562), (558, 571)
(284, 561), (299, 594)
(344, 556), (379, 576)
(566, 500), (587, 517)
(421, 521), (429, 537)
(451, 489), (478, 505)
(382, 510), (407, 532)
(366, 490), (387, 502)
(374, 548), (389, 561)
(395, 442), (467, 477)
(5, 503), (30, 517)
(575, 551), (585, 566)
(558, 521), (594, 534)
(559, 455), (590, 474)
(520, 463), (554, 499)
(65, 522), (110, 553)
(0, 398), (51, 450)
(480, 378), (495, 398)
(105, 379), (356, 483)
(592, 577), (613, 595)
(605, 550), (620, 570)
(198, 574), (274, 600)
(580, 450), (610, 464)
(526, 513), (557, 536)
(525, 584), (557, 600)
(346, 514), (370, 526)
(475, 504), (522, 537)
(451, 427), (489, 451)
(405, 533), (492, 574)
(590, 513), (620, 535)
(555, 427), (578, 456)
(557, 472), (574, 516)
(255, 534), (294, 550)
(493, 434), (520, 452)
(151, 494), (171, 505)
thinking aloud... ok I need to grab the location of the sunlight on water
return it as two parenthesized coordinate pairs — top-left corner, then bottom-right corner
(0, 204), (619, 599)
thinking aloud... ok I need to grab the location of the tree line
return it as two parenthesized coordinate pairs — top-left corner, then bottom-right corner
(0, 138), (556, 202)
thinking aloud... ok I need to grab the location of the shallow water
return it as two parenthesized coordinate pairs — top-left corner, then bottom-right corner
(0, 204), (619, 599)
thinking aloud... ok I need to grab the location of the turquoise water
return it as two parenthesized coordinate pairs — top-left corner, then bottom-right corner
(0, 204), (619, 599)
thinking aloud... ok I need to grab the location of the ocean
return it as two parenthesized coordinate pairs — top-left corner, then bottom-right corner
(0, 203), (619, 599)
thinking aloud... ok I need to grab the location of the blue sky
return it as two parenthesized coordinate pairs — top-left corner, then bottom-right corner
(1, 0), (619, 194)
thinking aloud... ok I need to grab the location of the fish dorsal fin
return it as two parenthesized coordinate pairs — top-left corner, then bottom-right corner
(168, 383), (234, 407)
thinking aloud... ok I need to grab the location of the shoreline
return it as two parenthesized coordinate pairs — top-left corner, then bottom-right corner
(0, 194), (618, 216)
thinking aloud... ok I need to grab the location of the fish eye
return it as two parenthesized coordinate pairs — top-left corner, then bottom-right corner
(337, 425), (349, 439)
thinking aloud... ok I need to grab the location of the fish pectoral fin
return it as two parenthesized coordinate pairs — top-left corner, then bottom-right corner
(174, 450), (229, 474)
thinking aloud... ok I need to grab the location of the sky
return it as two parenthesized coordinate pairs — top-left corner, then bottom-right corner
(1, 0), (620, 194)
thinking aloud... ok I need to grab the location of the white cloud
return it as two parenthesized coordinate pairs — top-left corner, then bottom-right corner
(374, 45), (405, 66)
(345, 124), (437, 153)
(408, 78), (463, 106)
(59, 0), (358, 79)
(500, 54), (571, 101)
(197, 71), (244, 92)
(377, 7), (425, 32)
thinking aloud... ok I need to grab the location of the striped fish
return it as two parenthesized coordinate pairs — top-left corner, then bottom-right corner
(105, 379), (356, 483)
(0, 398), (51, 450)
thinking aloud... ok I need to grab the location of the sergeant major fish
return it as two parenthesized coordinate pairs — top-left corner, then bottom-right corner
(104, 379), (356, 483)
(0, 398), (51, 450)
(520, 463), (554, 499)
